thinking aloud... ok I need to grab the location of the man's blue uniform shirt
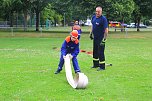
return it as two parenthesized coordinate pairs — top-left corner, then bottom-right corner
(91, 15), (108, 39)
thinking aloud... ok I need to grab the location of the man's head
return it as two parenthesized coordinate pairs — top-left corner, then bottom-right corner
(96, 6), (102, 18)
(71, 30), (78, 41)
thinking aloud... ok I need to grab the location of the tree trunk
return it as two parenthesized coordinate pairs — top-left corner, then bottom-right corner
(137, 17), (140, 31)
(36, 9), (39, 31)
(23, 10), (28, 31)
(10, 11), (13, 27)
(54, 17), (57, 27)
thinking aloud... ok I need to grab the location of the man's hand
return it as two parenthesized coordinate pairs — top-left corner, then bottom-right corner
(63, 55), (66, 59)
(89, 32), (94, 40)
(69, 54), (73, 59)
(100, 38), (107, 46)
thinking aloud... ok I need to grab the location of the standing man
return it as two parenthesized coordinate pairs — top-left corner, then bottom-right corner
(90, 6), (108, 71)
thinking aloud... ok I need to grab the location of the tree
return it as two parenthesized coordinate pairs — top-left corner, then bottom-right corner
(133, 0), (152, 31)
(41, 4), (62, 27)
(31, 0), (53, 31)
(2, 0), (22, 27)
(20, 0), (32, 31)
(52, 0), (73, 26)
(108, 0), (135, 23)
(0, 0), (3, 18)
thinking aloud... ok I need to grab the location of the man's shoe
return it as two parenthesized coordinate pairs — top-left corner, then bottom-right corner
(75, 72), (81, 74)
(97, 67), (105, 71)
(54, 70), (61, 74)
(75, 70), (81, 74)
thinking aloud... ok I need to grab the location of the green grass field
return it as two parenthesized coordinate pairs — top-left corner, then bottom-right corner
(0, 28), (152, 101)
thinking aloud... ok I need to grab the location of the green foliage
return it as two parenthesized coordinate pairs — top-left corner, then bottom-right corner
(0, 0), (3, 18)
(41, 4), (62, 26)
(0, 0), (152, 31)
(1, 0), (22, 26)
(111, 0), (135, 22)
(132, 0), (152, 29)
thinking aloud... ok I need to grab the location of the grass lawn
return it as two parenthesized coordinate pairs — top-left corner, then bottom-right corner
(0, 28), (152, 101)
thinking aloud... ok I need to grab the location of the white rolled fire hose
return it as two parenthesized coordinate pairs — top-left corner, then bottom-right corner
(64, 54), (88, 89)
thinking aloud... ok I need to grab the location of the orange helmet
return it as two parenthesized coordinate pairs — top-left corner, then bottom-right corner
(71, 30), (78, 38)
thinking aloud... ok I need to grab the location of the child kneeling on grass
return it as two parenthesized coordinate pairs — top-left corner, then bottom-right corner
(54, 30), (81, 74)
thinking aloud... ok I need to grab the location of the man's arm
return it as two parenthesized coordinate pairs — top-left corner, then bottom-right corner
(103, 28), (108, 39)
(89, 25), (94, 40)
(103, 16), (108, 40)
(61, 40), (67, 56)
